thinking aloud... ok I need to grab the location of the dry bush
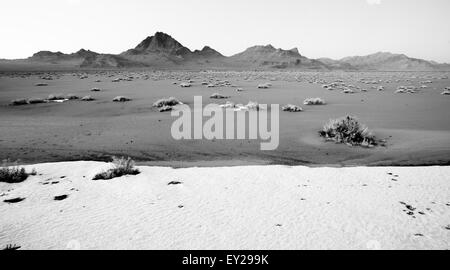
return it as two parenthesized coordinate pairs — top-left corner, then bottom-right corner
(48, 94), (66, 101)
(112, 96), (131, 102)
(81, 95), (95, 101)
(303, 98), (326, 105)
(10, 99), (28, 106)
(257, 83), (271, 89)
(282, 104), (303, 112)
(210, 93), (229, 99)
(153, 97), (182, 108)
(66, 94), (79, 100)
(319, 116), (377, 147)
(28, 98), (46, 104)
(0, 160), (36, 184)
(93, 156), (140, 180)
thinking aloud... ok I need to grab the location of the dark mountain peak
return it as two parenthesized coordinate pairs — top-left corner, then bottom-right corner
(230, 44), (326, 70)
(193, 46), (224, 58)
(74, 49), (98, 58)
(154, 31), (172, 39)
(247, 44), (276, 52)
(76, 48), (89, 54)
(133, 32), (191, 56)
(201, 46), (214, 51)
(289, 48), (300, 55)
(31, 51), (65, 58)
(242, 45), (301, 57)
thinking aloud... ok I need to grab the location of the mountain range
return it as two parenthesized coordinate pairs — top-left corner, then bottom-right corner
(1, 32), (449, 71)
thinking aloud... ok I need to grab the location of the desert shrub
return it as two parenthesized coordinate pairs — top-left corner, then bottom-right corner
(28, 98), (46, 104)
(112, 96), (131, 102)
(48, 94), (66, 101)
(66, 94), (79, 100)
(210, 93), (229, 99)
(319, 116), (377, 147)
(10, 99), (28, 106)
(93, 156), (140, 180)
(342, 88), (355, 94)
(282, 104), (303, 112)
(81, 95), (95, 101)
(0, 160), (36, 184)
(153, 97), (182, 108)
(303, 98), (326, 105)
(257, 83), (271, 89)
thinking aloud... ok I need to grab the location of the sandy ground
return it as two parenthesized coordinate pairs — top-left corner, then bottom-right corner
(0, 161), (449, 250)
(0, 71), (449, 166)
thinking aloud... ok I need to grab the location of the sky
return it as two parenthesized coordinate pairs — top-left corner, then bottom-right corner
(1, 0), (449, 62)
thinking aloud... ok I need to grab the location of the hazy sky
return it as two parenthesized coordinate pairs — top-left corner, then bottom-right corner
(1, 0), (449, 62)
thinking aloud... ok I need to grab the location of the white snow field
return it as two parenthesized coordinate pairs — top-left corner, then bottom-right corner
(1, 162), (449, 250)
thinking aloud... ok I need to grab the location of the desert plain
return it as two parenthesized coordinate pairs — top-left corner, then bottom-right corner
(1, 70), (449, 167)
(1, 70), (450, 250)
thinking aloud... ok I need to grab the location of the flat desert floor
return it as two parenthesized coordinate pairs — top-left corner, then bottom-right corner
(1, 162), (449, 250)
(1, 70), (449, 167)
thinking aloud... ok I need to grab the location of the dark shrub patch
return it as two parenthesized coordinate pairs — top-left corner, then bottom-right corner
(319, 116), (377, 147)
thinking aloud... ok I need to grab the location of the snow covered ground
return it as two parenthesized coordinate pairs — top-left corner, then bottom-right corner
(1, 162), (449, 250)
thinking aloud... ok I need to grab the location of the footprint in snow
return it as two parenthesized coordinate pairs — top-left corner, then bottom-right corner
(4, 197), (25, 204)
(54, 195), (68, 201)
(168, 181), (183, 185)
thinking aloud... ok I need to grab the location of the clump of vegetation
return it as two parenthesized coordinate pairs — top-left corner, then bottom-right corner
(319, 116), (377, 147)
(48, 94), (66, 101)
(153, 97), (182, 108)
(342, 88), (355, 94)
(180, 82), (192, 88)
(112, 96), (132, 102)
(257, 83), (272, 89)
(93, 156), (140, 180)
(282, 104), (303, 112)
(210, 93), (229, 99)
(10, 99), (28, 106)
(66, 94), (79, 100)
(303, 98), (326, 105)
(0, 160), (37, 184)
(81, 95), (95, 101)
(28, 98), (46, 104)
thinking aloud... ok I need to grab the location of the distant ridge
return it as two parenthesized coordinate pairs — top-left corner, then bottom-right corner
(336, 52), (450, 71)
(1, 32), (449, 71)
(229, 45), (327, 70)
